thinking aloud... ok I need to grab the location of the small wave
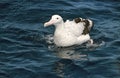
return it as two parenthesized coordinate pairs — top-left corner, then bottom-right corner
(44, 34), (54, 45)
(110, 40), (120, 47)
(86, 41), (105, 48)
(0, 71), (9, 78)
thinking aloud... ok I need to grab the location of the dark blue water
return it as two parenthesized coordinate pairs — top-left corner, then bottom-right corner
(0, 0), (120, 78)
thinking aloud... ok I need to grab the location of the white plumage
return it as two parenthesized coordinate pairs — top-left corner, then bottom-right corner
(44, 15), (93, 47)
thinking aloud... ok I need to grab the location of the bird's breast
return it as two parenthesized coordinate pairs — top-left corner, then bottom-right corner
(54, 30), (77, 47)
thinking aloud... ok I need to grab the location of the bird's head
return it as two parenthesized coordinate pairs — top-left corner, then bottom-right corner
(44, 15), (63, 27)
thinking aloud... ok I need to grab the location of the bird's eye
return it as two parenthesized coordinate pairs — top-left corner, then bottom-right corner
(56, 18), (59, 19)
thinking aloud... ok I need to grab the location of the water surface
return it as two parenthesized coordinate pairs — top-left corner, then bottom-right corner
(0, 0), (120, 78)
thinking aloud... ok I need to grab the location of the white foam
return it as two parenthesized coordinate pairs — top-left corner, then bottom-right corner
(44, 34), (54, 44)
(86, 41), (105, 48)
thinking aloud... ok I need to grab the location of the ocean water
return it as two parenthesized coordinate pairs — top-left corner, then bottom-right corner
(0, 0), (120, 78)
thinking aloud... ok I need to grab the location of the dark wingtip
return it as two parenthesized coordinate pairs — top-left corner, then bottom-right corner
(83, 19), (90, 27)
(74, 17), (94, 35)
(74, 18), (82, 23)
(82, 19), (94, 35)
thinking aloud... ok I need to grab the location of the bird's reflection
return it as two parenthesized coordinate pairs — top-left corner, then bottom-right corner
(54, 47), (88, 61)
(47, 45), (89, 77)
(53, 59), (89, 78)
(48, 45), (88, 61)
(45, 34), (105, 78)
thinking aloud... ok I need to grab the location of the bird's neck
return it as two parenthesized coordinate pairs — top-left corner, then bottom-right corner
(55, 21), (65, 29)
(54, 21), (65, 37)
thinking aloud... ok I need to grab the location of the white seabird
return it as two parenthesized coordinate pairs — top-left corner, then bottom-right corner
(44, 15), (93, 47)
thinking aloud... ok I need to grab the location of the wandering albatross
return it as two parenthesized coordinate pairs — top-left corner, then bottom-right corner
(44, 15), (94, 47)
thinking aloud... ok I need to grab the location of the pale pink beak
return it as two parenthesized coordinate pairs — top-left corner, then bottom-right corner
(44, 19), (54, 27)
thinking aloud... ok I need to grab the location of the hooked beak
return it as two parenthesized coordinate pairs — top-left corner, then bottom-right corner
(44, 19), (54, 27)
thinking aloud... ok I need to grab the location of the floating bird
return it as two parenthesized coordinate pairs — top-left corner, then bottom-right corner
(44, 15), (93, 47)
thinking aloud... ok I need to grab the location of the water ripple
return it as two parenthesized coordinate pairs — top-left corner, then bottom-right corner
(0, 0), (120, 78)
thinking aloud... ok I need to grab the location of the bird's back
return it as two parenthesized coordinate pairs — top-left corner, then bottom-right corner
(64, 20), (85, 37)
